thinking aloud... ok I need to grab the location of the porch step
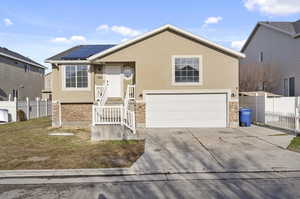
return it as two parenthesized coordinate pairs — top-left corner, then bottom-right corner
(91, 125), (142, 141)
(105, 97), (124, 105)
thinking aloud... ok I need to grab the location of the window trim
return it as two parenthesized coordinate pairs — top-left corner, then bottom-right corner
(62, 64), (91, 91)
(171, 55), (203, 86)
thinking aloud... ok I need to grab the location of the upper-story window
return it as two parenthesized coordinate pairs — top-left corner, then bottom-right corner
(64, 65), (89, 89)
(259, 52), (263, 63)
(172, 56), (203, 85)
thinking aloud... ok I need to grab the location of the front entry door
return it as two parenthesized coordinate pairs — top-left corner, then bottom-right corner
(105, 66), (122, 98)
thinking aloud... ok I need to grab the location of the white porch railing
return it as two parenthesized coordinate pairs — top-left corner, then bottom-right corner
(92, 105), (136, 134)
(93, 105), (123, 125)
(95, 81), (108, 105)
(128, 85), (135, 100)
(124, 109), (136, 133)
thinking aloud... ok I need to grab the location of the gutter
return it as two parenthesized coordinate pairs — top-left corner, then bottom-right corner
(0, 52), (46, 69)
(45, 60), (90, 64)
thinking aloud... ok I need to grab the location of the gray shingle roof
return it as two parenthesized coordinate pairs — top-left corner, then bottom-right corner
(0, 47), (45, 68)
(46, 45), (116, 61)
(261, 19), (300, 35)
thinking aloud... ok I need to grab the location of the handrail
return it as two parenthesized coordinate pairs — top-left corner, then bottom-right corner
(95, 81), (109, 106)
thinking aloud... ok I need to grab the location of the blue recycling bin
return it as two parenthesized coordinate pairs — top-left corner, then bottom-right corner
(239, 108), (252, 127)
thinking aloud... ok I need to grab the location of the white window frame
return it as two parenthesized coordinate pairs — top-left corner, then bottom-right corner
(171, 55), (203, 86)
(62, 65), (91, 91)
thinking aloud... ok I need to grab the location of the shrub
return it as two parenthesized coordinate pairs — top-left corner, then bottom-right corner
(17, 110), (27, 121)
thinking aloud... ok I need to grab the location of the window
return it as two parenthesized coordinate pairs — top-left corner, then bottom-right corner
(289, 77), (295, 97)
(173, 56), (202, 84)
(64, 65), (89, 89)
(259, 52), (263, 63)
(12, 89), (18, 98)
(24, 64), (30, 72)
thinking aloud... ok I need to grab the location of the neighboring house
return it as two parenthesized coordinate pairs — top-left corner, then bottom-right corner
(41, 72), (52, 100)
(0, 47), (46, 100)
(45, 24), (245, 129)
(240, 20), (300, 96)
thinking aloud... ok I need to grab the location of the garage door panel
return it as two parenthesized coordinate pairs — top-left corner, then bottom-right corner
(146, 93), (227, 128)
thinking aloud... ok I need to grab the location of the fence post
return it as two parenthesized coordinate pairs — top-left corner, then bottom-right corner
(255, 93), (258, 123)
(295, 97), (300, 134)
(45, 99), (48, 116)
(26, 97), (30, 120)
(14, 97), (17, 122)
(36, 97), (40, 118)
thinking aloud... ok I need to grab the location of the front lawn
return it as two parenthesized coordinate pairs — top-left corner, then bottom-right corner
(0, 117), (144, 170)
(288, 136), (300, 153)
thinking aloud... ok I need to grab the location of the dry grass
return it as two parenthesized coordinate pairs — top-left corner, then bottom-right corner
(288, 136), (300, 153)
(0, 117), (144, 170)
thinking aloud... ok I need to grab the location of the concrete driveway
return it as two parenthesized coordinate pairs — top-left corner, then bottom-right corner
(132, 126), (300, 173)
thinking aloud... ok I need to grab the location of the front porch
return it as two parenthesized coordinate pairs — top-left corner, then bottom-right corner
(92, 63), (137, 136)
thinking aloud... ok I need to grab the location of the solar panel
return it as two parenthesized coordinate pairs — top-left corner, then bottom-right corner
(61, 45), (115, 60)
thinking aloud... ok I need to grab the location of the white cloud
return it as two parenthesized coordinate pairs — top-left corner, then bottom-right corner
(231, 40), (246, 50)
(204, 16), (223, 25)
(70, 35), (86, 42)
(111, 25), (141, 37)
(96, 24), (142, 37)
(244, 0), (300, 15)
(51, 37), (69, 43)
(3, 18), (13, 26)
(51, 35), (86, 43)
(96, 24), (109, 31)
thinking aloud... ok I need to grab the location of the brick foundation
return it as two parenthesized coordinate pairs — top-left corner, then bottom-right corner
(229, 101), (239, 128)
(61, 103), (92, 127)
(52, 101), (60, 127)
(135, 102), (145, 128)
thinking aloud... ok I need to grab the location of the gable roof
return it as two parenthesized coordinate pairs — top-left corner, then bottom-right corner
(242, 20), (300, 52)
(0, 47), (46, 69)
(88, 24), (245, 60)
(45, 45), (115, 62)
(45, 25), (245, 64)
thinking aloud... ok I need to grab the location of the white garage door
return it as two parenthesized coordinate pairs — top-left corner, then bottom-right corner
(146, 93), (227, 128)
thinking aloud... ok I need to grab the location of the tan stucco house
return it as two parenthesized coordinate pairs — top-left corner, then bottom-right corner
(45, 25), (245, 131)
(240, 20), (300, 96)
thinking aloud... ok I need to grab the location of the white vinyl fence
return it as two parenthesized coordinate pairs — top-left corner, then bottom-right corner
(0, 96), (52, 122)
(240, 94), (300, 133)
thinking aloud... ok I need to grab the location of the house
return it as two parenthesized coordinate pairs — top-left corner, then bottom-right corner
(240, 20), (300, 96)
(41, 72), (52, 100)
(45, 25), (245, 130)
(0, 47), (46, 101)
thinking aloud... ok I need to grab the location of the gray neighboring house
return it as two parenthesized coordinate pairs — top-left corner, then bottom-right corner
(41, 72), (52, 100)
(0, 47), (46, 101)
(240, 19), (300, 96)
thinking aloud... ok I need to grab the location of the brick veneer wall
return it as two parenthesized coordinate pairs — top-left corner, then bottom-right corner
(61, 103), (92, 127)
(229, 101), (239, 128)
(135, 102), (145, 128)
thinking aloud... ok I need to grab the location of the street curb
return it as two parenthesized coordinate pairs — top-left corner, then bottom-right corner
(2, 171), (300, 185)
(1, 168), (300, 179)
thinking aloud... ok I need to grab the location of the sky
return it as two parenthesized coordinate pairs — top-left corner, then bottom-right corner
(0, 0), (300, 73)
